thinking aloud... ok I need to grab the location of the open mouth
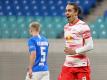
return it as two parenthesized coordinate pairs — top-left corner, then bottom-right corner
(66, 15), (71, 18)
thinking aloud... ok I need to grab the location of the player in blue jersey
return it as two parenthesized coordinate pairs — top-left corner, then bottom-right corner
(25, 21), (50, 80)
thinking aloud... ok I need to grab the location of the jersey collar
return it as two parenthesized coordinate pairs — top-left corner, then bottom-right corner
(69, 19), (80, 26)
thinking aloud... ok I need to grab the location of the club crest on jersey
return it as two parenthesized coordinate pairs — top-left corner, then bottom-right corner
(65, 35), (73, 43)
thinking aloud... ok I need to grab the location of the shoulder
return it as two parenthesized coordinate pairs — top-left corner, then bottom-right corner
(28, 37), (35, 43)
(77, 20), (90, 30)
(64, 23), (69, 30)
(64, 23), (69, 27)
(40, 35), (48, 42)
(28, 37), (33, 42)
(77, 20), (88, 26)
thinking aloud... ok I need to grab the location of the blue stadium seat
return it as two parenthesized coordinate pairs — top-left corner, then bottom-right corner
(0, 0), (96, 16)
(0, 0), (102, 39)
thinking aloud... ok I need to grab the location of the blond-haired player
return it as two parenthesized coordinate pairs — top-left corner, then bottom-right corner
(25, 22), (50, 80)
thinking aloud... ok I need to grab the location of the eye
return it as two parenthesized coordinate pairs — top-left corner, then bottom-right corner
(65, 9), (72, 12)
(68, 9), (72, 12)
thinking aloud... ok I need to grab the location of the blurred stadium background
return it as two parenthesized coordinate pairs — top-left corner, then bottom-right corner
(0, 0), (107, 80)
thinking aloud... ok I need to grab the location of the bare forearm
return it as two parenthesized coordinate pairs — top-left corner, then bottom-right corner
(29, 56), (34, 68)
(29, 52), (36, 68)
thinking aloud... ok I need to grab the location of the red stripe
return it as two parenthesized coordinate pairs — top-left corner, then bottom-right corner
(82, 30), (90, 34)
(69, 55), (86, 59)
(84, 36), (91, 39)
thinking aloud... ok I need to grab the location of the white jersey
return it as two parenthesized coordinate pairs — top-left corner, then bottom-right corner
(64, 19), (93, 67)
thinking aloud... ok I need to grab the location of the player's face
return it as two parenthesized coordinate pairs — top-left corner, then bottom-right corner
(65, 5), (77, 21)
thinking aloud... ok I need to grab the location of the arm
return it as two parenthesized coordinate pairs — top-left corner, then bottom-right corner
(64, 37), (93, 55)
(76, 25), (94, 53)
(75, 37), (93, 53)
(64, 24), (93, 55)
(28, 51), (36, 70)
(27, 39), (36, 78)
(28, 51), (36, 78)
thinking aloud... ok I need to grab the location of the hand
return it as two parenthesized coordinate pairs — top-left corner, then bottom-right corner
(28, 67), (32, 79)
(64, 47), (76, 55)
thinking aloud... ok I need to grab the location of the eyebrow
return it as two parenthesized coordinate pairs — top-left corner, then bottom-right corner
(65, 9), (72, 11)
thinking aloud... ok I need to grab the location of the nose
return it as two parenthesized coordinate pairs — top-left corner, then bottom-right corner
(65, 12), (69, 16)
(66, 10), (70, 15)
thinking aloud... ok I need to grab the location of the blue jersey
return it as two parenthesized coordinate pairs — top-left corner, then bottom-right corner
(28, 35), (49, 72)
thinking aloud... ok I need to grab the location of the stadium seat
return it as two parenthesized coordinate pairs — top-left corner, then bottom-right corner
(89, 15), (107, 39)
(7, 16), (17, 30)
(25, 16), (35, 26)
(0, 23), (10, 38)
(99, 30), (107, 38)
(89, 24), (99, 39)
(0, 26), (2, 38)
(0, 0), (105, 39)
(42, 17), (56, 38)
(99, 24), (107, 38)
(104, 17), (107, 24)
(0, 16), (7, 23)
(52, 17), (66, 37)
(0, 0), (97, 16)
(16, 16), (25, 24)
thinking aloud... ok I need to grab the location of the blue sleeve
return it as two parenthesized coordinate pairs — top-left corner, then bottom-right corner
(28, 39), (36, 54)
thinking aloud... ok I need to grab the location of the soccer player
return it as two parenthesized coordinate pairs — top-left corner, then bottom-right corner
(25, 21), (50, 80)
(58, 2), (94, 80)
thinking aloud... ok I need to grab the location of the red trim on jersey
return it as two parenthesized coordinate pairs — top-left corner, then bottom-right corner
(82, 30), (91, 39)
(69, 19), (80, 26)
(69, 44), (81, 48)
(84, 36), (91, 39)
(82, 30), (90, 34)
(69, 54), (86, 59)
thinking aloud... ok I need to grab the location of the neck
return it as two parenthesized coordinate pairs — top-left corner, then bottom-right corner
(68, 16), (78, 24)
(32, 32), (39, 36)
